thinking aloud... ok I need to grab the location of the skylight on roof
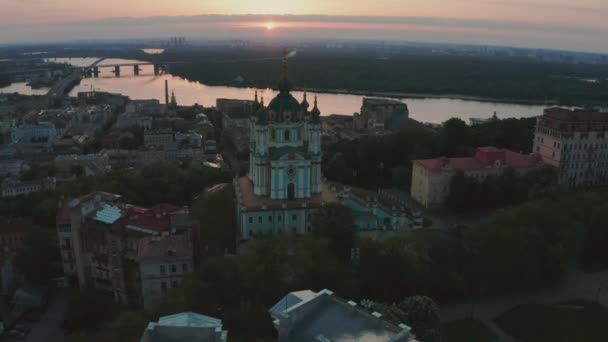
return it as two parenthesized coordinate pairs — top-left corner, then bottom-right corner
(93, 204), (121, 224)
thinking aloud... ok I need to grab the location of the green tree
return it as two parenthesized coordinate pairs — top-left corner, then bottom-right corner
(65, 289), (119, 333)
(313, 204), (356, 262)
(191, 184), (238, 258)
(440, 118), (471, 156)
(398, 296), (442, 342)
(581, 203), (608, 270)
(15, 227), (61, 286)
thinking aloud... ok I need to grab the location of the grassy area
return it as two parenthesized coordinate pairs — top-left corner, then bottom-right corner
(441, 319), (497, 342)
(496, 303), (608, 342)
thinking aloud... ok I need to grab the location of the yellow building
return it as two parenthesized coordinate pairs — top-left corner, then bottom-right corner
(411, 147), (543, 208)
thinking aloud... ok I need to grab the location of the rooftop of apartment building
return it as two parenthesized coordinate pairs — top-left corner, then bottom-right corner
(539, 107), (608, 132)
(271, 289), (415, 342)
(137, 230), (193, 262)
(142, 312), (227, 342)
(414, 146), (543, 172)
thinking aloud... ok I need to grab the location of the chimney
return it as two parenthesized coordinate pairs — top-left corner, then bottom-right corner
(165, 80), (169, 106)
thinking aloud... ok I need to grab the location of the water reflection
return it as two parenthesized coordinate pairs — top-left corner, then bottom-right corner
(0, 82), (49, 95)
(5, 58), (549, 123)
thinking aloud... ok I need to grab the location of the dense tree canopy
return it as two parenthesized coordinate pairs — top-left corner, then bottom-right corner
(323, 117), (537, 192)
(446, 166), (559, 211)
(15, 227), (62, 287)
(0, 163), (232, 227)
(168, 48), (608, 104)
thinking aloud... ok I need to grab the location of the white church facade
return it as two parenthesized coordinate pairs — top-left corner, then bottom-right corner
(234, 57), (338, 240)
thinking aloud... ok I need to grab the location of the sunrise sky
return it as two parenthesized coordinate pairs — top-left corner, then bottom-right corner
(2, 0), (608, 52)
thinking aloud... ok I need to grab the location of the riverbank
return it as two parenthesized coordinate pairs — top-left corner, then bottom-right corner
(290, 87), (558, 106)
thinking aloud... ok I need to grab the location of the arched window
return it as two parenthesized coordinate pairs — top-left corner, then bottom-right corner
(284, 130), (290, 141)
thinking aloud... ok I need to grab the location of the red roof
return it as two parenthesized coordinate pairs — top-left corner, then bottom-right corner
(122, 203), (187, 233)
(414, 147), (542, 172)
(137, 231), (193, 261)
(0, 217), (32, 234)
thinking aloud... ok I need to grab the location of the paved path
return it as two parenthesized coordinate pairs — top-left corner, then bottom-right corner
(25, 290), (68, 342)
(440, 268), (608, 341)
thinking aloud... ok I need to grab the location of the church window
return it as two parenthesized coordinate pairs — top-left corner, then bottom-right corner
(258, 216), (262, 223)
(292, 214), (297, 221)
(297, 128), (302, 140)
(269, 216), (273, 222)
(271, 128), (276, 140)
(285, 130), (291, 141)
(249, 217), (253, 224)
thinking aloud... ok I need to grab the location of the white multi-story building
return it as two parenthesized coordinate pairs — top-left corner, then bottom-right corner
(144, 128), (175, 149)
(116, 114), (153, 130)
(533, 107), (608, 187)
(1, 177), (56, 197)
(175, 131), (203, 148)
(11, 122), (57, 144)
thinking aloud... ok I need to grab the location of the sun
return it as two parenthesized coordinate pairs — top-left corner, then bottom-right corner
(265, 22), (275, 30)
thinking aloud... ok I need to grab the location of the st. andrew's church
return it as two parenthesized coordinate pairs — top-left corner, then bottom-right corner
(234, 55), (339, 240)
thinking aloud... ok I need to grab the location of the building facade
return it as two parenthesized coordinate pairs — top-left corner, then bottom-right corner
(0, 217), (31, 263)
(11, 122), (57, 144)
(217, 98), (256, 129)
(411, 147), (543, 208)
(235, 57), (338, 240)
(533, 107), (608, 187)
(356, 98), (409, 130)
(137, 233), (194, 309)
(56, 192), (198, 306)
(144, 128), (175, 149)
(1, 177), (56, 198)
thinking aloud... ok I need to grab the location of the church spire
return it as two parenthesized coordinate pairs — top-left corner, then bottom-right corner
(282, 48), (288, 77)
(301, 91), (310, 111)
(254, 90), (259, 104)
(277, 49), (292, 93)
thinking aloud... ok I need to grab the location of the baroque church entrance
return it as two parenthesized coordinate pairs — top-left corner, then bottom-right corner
(288, 183), (295, 200)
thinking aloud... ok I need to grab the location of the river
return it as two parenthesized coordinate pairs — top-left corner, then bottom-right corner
(1, 58), (552, 124)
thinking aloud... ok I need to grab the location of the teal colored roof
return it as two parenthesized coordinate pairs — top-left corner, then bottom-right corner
(267, 92), (302, 115)
(157, 312), (222, 328)
(270, 290), (317, 317)
(93, 204), (121, 224)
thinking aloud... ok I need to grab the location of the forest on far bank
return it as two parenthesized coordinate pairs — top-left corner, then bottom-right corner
(164, 47), (608, 105)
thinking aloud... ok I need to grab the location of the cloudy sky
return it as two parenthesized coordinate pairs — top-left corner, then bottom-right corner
(2, 0), (608, 52)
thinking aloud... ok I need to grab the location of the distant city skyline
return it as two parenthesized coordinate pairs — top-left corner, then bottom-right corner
(1, 0), (608, 53)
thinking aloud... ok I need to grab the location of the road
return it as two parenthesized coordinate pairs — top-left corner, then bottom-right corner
(47, 72), (81, 97)
(25, 290), (68, 342)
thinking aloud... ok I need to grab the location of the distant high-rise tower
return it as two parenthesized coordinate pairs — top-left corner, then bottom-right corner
(165, 80), (169, 105)
(170, 91), (177, 108)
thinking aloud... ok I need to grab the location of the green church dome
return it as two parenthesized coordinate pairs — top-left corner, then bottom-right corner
(267, 92), (302, 116)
